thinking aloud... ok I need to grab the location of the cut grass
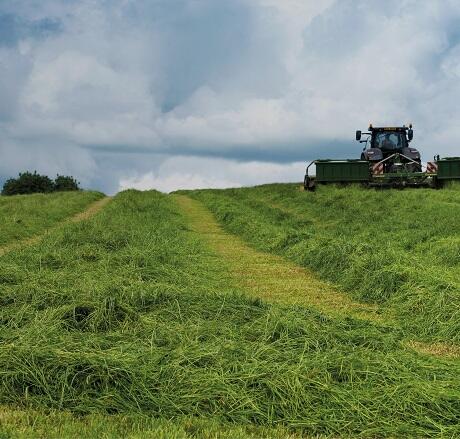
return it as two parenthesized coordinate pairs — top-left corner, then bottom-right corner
(0, 196), (111, 258)
(407, 341), (460, 359)
(0, 406), (307, 439)
(173, 194), (382, 322)
(1, 190), (460, 437)
(0, 191), (105, 246)
(67, 196), (112, 223)
(185, 183), (460, 343)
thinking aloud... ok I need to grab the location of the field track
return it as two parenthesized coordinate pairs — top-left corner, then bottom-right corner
(0, 196), (111, 258)
(67, 195), (112, 223)
(174, 195), (382, 322)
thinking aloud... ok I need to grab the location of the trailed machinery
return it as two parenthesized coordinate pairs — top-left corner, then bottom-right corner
(304, 124), (460, 190)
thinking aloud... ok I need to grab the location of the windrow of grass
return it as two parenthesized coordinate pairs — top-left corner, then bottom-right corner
(1, 190), (460, 437)
(185, 183), (460, 342)
(0, 191), (104, 247)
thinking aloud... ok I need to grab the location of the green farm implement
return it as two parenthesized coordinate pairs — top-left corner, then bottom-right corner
(304, 124), (460, 190)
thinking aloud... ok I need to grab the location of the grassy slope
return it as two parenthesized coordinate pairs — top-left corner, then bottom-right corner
(1, 190), (460, 438)
(187, 184), (460, 342)
(0, 191), (104, 246)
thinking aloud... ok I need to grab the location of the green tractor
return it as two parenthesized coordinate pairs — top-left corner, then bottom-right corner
(304, 124), (460, 190)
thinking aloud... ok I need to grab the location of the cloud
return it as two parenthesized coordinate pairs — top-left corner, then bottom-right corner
(119, 156), (305, 193)
(0, 12), (62, 48)
(1, 0), (460, 192)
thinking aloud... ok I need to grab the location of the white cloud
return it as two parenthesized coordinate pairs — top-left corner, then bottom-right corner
(119, 156), (305, 193)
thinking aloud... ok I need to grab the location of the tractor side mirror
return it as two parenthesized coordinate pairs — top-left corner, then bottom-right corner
(408, 129), (413, 141)
(356, 130), (362, 141)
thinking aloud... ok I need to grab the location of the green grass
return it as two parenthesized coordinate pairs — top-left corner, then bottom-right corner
(0, 191), (104, 246)
(0, 407), (304, 439)
(185, 183), (460, 342)
(1, 189), (460, 438)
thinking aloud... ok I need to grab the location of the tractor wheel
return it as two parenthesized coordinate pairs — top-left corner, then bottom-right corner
(434, 178), (444, 189)
(304, 176), (316, 191)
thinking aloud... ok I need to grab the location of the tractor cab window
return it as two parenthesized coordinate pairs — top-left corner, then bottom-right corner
(374, 132), (405, 150)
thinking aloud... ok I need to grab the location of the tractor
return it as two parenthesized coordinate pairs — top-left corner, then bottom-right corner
(357, 124), (421, 174)
(304, 124), (460, 190)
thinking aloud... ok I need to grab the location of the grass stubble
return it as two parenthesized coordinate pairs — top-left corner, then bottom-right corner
(0, 189), (459, 437)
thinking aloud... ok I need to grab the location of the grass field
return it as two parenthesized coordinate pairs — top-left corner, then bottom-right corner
(1, 188), (460, 438)
(187, 183), (460, 343)
(0, 191), (104, 247)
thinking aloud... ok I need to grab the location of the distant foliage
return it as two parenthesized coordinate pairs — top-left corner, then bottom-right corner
(54, 175), (80, 192)
(1, 171), (81, 196)
(2, 171), (54, 196)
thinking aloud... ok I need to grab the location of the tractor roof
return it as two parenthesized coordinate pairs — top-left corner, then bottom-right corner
(369, 126), (409, 132)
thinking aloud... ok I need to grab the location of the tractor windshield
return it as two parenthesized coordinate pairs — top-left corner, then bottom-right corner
(374, 132), (406, 151)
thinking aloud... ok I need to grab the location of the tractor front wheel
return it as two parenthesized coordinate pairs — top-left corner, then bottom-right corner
(304, 176), (316, 191)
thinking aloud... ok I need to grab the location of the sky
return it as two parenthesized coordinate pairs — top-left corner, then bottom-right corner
(1, 0), (460, 194)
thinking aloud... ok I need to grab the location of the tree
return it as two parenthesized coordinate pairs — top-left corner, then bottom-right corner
(54, 175), (80, 192)
(2, 171), (54, 196)
(1, 172), (81, 196)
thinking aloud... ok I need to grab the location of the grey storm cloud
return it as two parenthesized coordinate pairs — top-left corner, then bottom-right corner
(1, 0), (460, 193)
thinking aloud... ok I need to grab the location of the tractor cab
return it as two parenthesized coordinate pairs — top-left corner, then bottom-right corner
(373, 130), (407, 153)
(356, 125), (421, 172)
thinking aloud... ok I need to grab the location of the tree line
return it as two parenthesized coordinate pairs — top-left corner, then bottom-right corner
(2, 171), (80, 196)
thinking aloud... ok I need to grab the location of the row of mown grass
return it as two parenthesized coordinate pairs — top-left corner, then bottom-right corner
(0, 191), (104, 246)
(1, 190), (460, 437)
(185, 183), (460, 342)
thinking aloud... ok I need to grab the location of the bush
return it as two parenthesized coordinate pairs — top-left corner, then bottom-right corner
(2, 171), (54, 196)
(54, 175), (80, 192)
(1, 172), (80, 196)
